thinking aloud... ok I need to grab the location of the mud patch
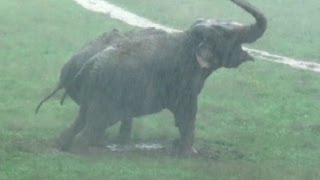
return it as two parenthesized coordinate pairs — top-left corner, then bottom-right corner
(197, 143), (245, 160)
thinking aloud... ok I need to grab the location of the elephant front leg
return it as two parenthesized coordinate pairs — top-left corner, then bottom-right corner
(176, 117), (196, 154)
(171, 97), (198, 155)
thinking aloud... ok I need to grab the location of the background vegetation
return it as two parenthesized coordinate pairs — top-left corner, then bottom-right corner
(0, 0), (319, 179)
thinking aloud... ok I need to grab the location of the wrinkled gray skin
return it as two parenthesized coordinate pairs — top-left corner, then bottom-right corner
(57, 0), (267, 154)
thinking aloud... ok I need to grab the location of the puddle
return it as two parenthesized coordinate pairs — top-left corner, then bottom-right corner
(106, 143), (164, 152)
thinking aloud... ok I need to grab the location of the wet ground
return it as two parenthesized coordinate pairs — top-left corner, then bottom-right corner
(103, 141), (245, 160)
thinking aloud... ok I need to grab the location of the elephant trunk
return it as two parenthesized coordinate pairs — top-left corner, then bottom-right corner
(231, 0), (267, 43)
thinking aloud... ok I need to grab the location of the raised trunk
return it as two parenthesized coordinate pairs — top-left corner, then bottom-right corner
(231, 0), (267, 43)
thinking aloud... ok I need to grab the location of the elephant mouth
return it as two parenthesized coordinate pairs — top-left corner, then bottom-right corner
(224, 47), (255, 68)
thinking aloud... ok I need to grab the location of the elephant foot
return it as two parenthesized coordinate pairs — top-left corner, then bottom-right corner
(116, 135), (133, 146)
(69, 142), (90, 154)
(172, 139), (198, 156)
(69, 134), (91, 154)
(91, 139), (107, 148)
(70, 140), (108, 154)
(55, 129), (75, 151)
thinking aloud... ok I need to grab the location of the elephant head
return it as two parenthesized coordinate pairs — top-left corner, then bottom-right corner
(190, 0), (267, 69)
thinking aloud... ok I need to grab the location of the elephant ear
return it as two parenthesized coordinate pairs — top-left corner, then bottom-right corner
(196, 40), (217, 69)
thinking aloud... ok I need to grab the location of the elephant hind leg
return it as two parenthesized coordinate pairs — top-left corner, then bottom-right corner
(70, 101), (121, 153)
(56, 105), (87, 151)
(118, 117), (133, 144)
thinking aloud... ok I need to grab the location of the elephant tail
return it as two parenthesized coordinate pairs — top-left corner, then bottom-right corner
(35, 85), (63, 114)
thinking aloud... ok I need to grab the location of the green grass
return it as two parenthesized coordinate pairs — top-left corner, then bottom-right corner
(1, 0), (320, 179)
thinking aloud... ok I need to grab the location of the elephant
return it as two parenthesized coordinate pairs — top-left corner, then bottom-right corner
(48, 0), (267, 154)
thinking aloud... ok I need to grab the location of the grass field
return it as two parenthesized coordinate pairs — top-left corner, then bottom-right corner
(0, 0), (320, 179)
